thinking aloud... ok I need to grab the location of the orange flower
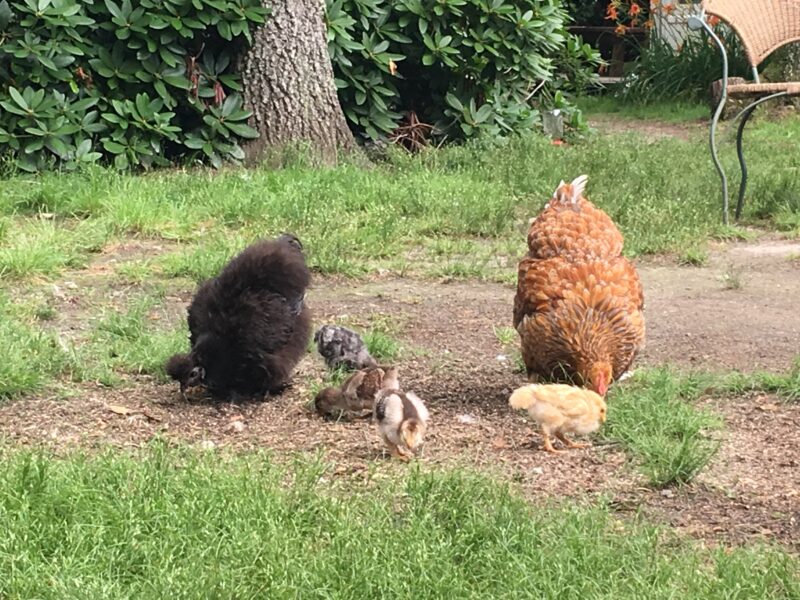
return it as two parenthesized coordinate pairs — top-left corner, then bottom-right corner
(707, 15), (721, 27)
(663, 3), (675, 14)
(644, 18), (654, 29)
(615, 23), (628, 35)
(629, 3), (642, 17)
(605, 4), (619, 21)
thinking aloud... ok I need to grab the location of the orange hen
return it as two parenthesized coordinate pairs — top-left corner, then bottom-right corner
(513, 175), (645, 396)
(526, 174), (624, 260)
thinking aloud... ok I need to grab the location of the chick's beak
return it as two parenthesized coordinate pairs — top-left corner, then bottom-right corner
(187, 366), (205, 388)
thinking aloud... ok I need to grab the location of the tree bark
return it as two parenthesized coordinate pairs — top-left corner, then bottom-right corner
(240, 0), (355, 164)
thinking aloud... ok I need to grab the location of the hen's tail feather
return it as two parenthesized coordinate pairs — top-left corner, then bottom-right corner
(509, 385), (539, 410)
(552, 174), (589, 205)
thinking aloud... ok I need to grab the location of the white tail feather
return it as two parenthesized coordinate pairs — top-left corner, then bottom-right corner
(552, 180), (566, 199)
(551, 175), (588, 205)
(569, 174), (589, 203)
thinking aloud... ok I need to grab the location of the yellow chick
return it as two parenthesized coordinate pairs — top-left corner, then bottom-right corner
(374, 385), (429, 461)
(508, 383), (607, 454)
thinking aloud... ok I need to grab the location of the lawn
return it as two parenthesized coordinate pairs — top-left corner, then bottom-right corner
(1, 443), (797, 599)
(1, 100), (799, 597)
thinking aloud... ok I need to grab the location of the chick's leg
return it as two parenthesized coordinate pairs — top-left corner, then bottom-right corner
(384, 440), (411, 462)
(540, 427), (564, 454)
(391, 444), (412, 462)
(555, 432), (589, 449)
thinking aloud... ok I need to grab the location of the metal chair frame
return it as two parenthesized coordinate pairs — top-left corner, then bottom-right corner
(688, 1), (800, 224)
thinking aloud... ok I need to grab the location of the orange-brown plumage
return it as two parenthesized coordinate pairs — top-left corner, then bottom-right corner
(514, 176), (645, 395)
(526, 174), (624, 261)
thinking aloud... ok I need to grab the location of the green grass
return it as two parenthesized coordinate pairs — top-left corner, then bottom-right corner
(677, 245), (709, 267)
(0, 442), (797, 599)
(0, 218), (110, 279)
(362, 328), (402, 363)
(577, 96), (709, 122)
(605, 369), (723, 488)
(87, 295), (187, 381)
(0, 109), (798, 288)
(0, 295), (75, 399)
(716, 357), (800, 401)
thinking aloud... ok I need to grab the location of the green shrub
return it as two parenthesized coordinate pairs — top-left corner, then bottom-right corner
(0, 0), (267, 171)
(326, 0), (602, 142)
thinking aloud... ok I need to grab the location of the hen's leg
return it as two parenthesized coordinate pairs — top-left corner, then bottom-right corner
(540, 427), (564, 454)
(556, 432), (589, 449)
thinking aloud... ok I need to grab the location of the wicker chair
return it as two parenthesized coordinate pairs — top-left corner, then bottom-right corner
(688, 0), (800, 224)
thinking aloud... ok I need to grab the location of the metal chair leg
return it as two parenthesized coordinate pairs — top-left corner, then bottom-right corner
(731, 91), (790, 221)
(734, 104), (757, 220)
(690, 16), (731, 225)
(710, 102), (729, 225)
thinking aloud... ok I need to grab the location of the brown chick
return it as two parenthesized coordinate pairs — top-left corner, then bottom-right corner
(514, 254), (645, 396)
(314, 367), (399, 421)
(526, 175), (624, 261)
(374, 383), (429, 461)
(508, 383), (607, 454)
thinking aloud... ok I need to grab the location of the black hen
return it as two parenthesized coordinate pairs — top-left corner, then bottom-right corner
(166, 233), (311, 400)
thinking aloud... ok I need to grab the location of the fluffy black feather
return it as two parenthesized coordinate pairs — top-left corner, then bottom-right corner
(166, 233), (312, 400)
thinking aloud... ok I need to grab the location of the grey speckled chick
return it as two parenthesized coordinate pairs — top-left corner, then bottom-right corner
(314, 324), (378, 371)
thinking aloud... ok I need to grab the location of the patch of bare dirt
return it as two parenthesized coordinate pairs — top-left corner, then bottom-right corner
(639, 237), (800, 372)
(1, 237), (800, 549)
(631, 394), (800, 549)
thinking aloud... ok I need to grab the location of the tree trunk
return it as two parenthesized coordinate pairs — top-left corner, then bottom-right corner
(240, 0), (355, 164)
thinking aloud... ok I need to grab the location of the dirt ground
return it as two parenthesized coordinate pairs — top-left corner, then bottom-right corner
(1, 236), (799, 549)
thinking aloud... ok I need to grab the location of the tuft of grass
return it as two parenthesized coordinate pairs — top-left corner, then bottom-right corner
(711, 225), (758, 243)
(428, 259), (491, 281)
(605, 368), (722, 488)
(493, 325), (517, 347)
(0, 296), (73, 399)
(0, 219), (110, 280)
(114, 259), (159, 285)
(678, 246), (708, 267)
(88, 296), (187, 380)
(0, 443), (798, 599)
(719, 263), (744, 290)
(33, 302), (58, 322)
(715, 357), (800, 401)
(362, 329), (402, 363)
